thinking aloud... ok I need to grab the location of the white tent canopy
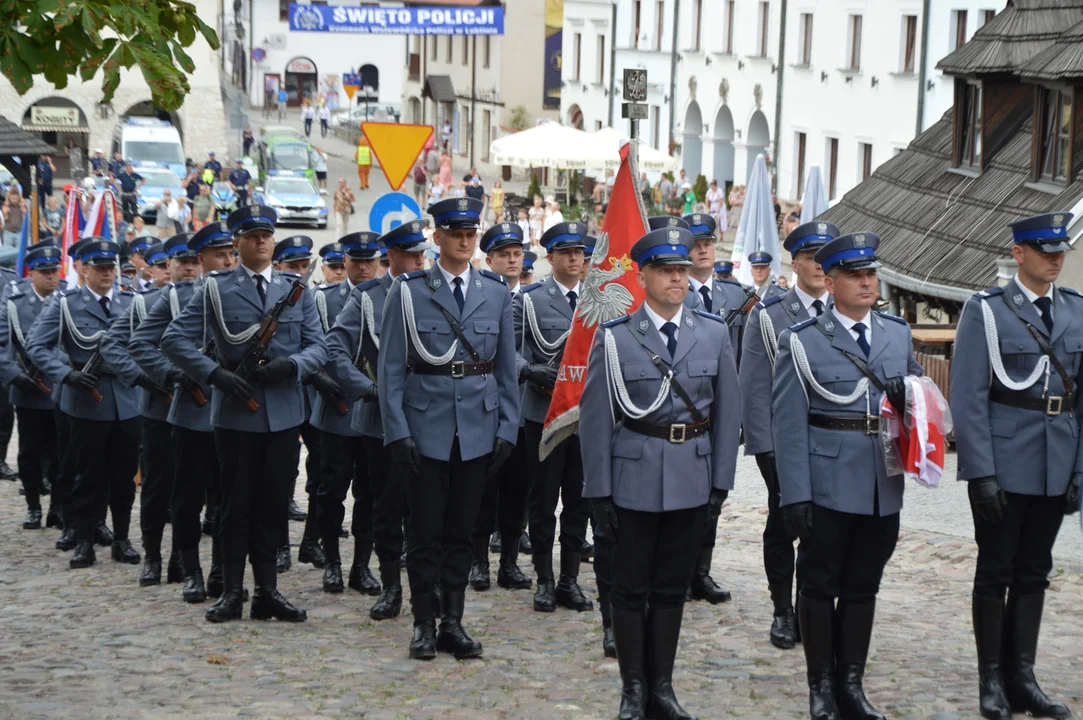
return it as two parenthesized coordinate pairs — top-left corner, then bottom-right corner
(731, 154), (782, 285)
(800, 166), (829, 223)
(489, 122), (596, 169)
(584, 128), (677, 172)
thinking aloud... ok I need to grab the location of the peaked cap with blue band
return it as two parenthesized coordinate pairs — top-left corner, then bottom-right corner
(428, 196), (484, 230)
(189, 222), (234, 253)
(648, 215), (690, 231)
(165, 232), (196, 259)
(128, 235), (153, 254)
(79, 238), (122, 267)
(228, 204), (277, 236)
(748, 251), (773, 266)
(714, 260), (734, 274)
(339, 231), (382, 259)
(380, 221), (430, 252)
(683, 212), (717, 239)
(145, 242), (169, 266)
(522, 251), (538, 271)
(814, 232), (882, 272)
(1009, 211), (1074, 253)
(784, 220), (841, 255)
(273, 235), (313, 263)
(481, 222), (525, 253)
(68, 238), (92, 260)
(25, 244), (62, 271)
(319, 242), (346, 265)
(540, 221), (587, 252)
(582, 236), (596, 257)
(631, 227), (695, 267)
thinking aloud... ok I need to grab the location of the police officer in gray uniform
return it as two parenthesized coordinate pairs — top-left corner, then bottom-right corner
(772, 232), (923, 720)
(682, 211), (751, 605)
(102, 238), (186, 587)
(0, 244), (63, 530)
(310, 238), (378, 595)
(950, 212), (1080, 720)
(517, 220), (594, 614)
(740, 220), (839, 649)
(129, 223), (237, 603)
(581, 226), (741, 720)
(748, 251), (786, 304)
(27, 238), (144, 569)
(470, 221), (534, 593)
(379, 196), (519, 660)
(272, 235), (326, 572)
(327, 225), (427, 620)
(160, 205), (327, 624)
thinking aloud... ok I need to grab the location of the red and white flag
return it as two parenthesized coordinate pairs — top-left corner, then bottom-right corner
(540, 142), (648, 459)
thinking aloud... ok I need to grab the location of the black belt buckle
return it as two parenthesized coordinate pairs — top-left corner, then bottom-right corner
(450, 361), (465, 379)
(1046, 395), (1063, 416)
(864, 415), (879, 436)
(669, 423), (686, 443)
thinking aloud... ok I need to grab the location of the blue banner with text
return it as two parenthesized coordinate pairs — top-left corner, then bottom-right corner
(288, 4), (505, 35)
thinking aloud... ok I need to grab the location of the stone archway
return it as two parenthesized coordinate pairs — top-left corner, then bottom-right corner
(682, 101), (703, 180)
(746, 110), (770, 182)
(712, 105), (735, 186)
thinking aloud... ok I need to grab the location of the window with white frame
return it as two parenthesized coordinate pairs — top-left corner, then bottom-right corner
(798, 13), (813, 66)
(952, 10), (968, 51)
(723, 0), (735, 53)
(901, 15), (917, 73)
(757, 2), (770, 57)
(846, 15), (862, 71)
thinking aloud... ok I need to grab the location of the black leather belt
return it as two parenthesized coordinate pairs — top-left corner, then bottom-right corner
(990, 386), (1068, 416)
(622, 417), (710, 443)
(407, 360), (493, 378)
(808, 414), (879, 435)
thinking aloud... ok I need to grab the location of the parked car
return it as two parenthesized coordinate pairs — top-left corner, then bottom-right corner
(332, 103), (402, 128)
(253, 174), (328, 228)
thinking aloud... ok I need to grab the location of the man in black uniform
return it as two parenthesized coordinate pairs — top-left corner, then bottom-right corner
(114, 161), (144, 223)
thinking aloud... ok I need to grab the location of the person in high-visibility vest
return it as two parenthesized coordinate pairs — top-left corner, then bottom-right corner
(356, 136), (372, 190)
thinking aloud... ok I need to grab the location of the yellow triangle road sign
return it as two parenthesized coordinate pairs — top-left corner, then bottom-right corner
(361, 122), (434, 191)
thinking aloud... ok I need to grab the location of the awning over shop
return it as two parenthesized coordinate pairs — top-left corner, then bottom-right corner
(424, 75), (457, 103)
(23, 123), (90, 133)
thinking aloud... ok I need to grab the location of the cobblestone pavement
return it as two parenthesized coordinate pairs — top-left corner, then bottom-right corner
(1, 443), (1081, 719)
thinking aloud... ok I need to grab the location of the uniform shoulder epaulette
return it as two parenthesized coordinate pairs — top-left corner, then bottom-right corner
(521, 282), (544, 293)
(207, 268), (232, 278)
(402, 270), (428, 281)
(875, 311), (907, 325)
(717, 278), (744, 289)
(7, 285), (24, 299)
(136, 286), (157, 295)
(117, 288), (135, 296)
(478, 269), (506, 285)
(279, 271), (302, 280)
(976, 286), (1004, 299)
(694, 309), (726, 324)
(317, 281), (341, 292)
(792, 317), (818, 332)
(356, 278), (381, 293)
(1059, 286), (1083, 298)
(601, 315), (631, 328)
(171, 280), (194, 288)
(761, 294), (784, 308)
(63, 286), (82, 297)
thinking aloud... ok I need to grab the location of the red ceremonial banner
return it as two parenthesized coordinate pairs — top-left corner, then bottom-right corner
(539, 142), (648, 459)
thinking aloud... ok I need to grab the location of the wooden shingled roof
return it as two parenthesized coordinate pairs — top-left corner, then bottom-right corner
(1017, 17), (1083, 79)
(0, 114), (55, 156)
(818, 110), (1083, 294)
(937, 0), (1083, 76)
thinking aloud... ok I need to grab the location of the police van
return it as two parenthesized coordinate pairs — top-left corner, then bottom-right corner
(112, 118), (186, 178)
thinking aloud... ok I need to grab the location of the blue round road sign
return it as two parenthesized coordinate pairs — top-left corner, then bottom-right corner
(369, 192), (423, 235)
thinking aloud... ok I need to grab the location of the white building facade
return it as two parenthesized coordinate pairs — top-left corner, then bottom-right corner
(245, 0), (406, 111)
(0, 0), (227, 173)
(561, 0), (616, 132)
(773, 0), (1000, 204)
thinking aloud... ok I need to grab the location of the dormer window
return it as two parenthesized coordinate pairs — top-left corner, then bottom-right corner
(1033, 86), (1074, 184)
(953, 80), (982, 171)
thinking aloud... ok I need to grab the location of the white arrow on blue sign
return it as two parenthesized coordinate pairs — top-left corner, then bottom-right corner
(368, 192), (422, 235)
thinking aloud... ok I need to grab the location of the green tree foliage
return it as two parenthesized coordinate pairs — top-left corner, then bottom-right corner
(0, 0), (220, 112)
(693, 174), (708, 203)
(526, 173), (541, 203)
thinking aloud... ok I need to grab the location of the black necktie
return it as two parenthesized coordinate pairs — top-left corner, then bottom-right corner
(567, 290), (577, 312)
(853, 322), (871, 358)
(811, 299), (824, 317)
(699, 285), (712, 313)
(661, 321), (678, 359)
(452, 277), (465, 312)
(98, 296), (110, 318)
(1034, 296), (1054, 334)
(254, 274), (266, 305)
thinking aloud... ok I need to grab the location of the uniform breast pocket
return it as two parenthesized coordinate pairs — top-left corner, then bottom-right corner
(684, 359), (718, 395)
(225, 310), (261, 335)
(813, 363), (864, 390)
(1061, 335), (1083, 354)
(880, 360), (906, 379)
(622, 362), (664, 406)
(999, 337), (1039, 374)
(415, 318), (450, 352)
(473, 320), (499, 357)
(539, 319), (569, 344)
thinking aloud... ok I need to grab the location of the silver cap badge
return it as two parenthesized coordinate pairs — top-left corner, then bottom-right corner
(817, 222), (827, 235)
(853, 234), (866, 248)
(457, 198), (469, 211)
